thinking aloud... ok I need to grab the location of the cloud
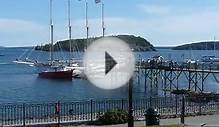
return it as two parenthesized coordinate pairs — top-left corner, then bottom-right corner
(147, 12), (219, 45)
(90, 12), (219, 46)
(0, 19), (46, 33)
(1, 9), (219, 47)
(137, 4), (171, 15)
(0, 19), (48, 46)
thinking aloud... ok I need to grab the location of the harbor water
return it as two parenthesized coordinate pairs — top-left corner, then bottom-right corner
(0, 47), (219, 103)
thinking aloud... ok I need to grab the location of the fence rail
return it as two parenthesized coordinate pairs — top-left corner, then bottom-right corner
(0, 97), (219, 126)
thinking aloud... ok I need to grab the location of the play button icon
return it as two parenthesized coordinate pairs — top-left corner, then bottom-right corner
(105, 51), (117, 75)
(83, 37), (135, 90)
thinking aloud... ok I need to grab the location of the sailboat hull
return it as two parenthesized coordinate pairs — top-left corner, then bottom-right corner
(39, 71), (73, 80)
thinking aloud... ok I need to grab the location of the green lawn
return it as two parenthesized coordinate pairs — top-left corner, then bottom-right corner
(143, 125), (183, 127)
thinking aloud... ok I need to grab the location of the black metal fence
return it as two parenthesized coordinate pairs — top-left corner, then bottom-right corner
(0, 97), (219, 126)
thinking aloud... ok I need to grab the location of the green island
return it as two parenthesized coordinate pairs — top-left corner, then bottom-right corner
(35, 35), (156, 52)
(172, 41), (219, 50)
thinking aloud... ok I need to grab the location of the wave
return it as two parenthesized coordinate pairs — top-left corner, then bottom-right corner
(0, 62), (11, 65)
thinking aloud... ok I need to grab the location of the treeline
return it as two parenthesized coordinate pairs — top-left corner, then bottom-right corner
(173, 41), (219, 50)
(35, 35), (156, 52)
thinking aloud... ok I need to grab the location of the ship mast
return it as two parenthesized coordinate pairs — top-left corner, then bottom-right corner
(68, 0), (72, 64)
(50, 0), (54, 62)
(85, 1), (89, 48)
(102, 2), (105, 37)
(214, 36), (216, 56)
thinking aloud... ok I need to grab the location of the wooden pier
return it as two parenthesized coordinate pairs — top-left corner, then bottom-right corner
(134, 61), (219, 96)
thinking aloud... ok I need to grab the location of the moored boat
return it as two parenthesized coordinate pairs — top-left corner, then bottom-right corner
(38, 0), (72, 80)
(13, 58), (35, 66)
(201, 55), (219, 63)
(39, 70), (72, 80)
(62, 0), (85, 79)
(64, 65), (85, 78)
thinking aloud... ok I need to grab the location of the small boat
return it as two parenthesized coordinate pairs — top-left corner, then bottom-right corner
(64, 65), (84, 78)
(184, 59), (197, 64)
(147, 55), (164, 64)
(13, 58), (35, 66)
(0, 54), (4, 56)
(201, 55), (219, 63)
(201, 37), (219, 63)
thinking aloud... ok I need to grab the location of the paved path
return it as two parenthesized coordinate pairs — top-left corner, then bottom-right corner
(64, 114), (219, 127)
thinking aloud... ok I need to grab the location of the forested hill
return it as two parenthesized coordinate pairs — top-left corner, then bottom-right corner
(35, 35), (156, 52)
(173, 41), (219, 50)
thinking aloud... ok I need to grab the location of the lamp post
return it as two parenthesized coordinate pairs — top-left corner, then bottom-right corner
(181, 95), (185, 124)
(128, 76), (134, 127)
(171, 89), (188, 124)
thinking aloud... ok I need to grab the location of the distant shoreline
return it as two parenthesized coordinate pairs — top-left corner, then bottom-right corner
(155, 46), (173, 49)
(173, 41), (219, 50)
(0, 46), (34, 48)
(1, 46), (175, 51)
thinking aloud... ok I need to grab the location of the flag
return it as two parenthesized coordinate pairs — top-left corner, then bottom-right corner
(95, 0), (101, 4)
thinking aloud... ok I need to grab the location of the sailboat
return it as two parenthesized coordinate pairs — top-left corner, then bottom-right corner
(183, 41), (197, 64)
(64, 0), (106, 78)
(201, 37), (219, 63)
(38, 0), (72, 80)
(63, 0), (85, 78)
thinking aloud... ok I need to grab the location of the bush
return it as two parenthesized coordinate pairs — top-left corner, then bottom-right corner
(97, 109), (128, 125)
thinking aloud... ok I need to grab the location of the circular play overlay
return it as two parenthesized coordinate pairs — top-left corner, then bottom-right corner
(83, 37), (135, 89)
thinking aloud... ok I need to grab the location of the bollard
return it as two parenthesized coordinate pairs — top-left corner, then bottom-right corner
(145, 107), (160, 126)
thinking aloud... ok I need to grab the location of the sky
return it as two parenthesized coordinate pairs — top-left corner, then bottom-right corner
(1, 0), (219, 47)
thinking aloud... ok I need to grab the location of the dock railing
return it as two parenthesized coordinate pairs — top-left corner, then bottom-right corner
(0, 97), (219, 126)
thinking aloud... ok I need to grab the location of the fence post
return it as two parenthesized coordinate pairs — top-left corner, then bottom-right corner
(121, 99), (124, 110)
(149, 96), (152, 107)
(180, 96), (185, 124)
(175, 95), (178, 115)
(23, 103), (25, 127)
(56, 101), (61, 127)
(90, 99), (93, 121)
(128, 77), (134, 127)
(1, 107), (3, 127)
(198, 102), (202, 115)
(58, 101), (61, 127)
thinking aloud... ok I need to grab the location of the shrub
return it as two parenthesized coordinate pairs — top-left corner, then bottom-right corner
(97, 109), (128, 125)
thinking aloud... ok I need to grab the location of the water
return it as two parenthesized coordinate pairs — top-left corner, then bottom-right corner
(0, 47), (219, 103)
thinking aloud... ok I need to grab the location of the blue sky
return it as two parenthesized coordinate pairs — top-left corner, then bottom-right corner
(1, 0), (219, 47)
